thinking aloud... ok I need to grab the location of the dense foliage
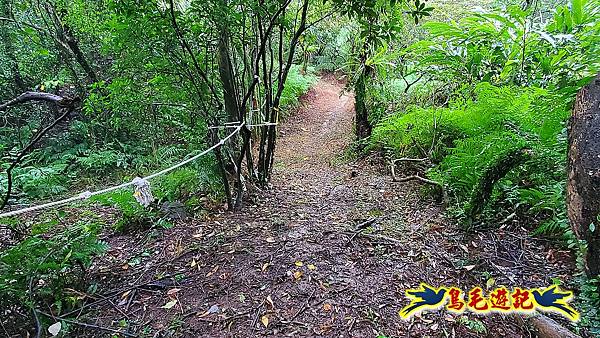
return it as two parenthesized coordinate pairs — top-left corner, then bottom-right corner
(362, 0), (600, 333)
(2, 0), (600, 335)
(0, 0), (318, 333)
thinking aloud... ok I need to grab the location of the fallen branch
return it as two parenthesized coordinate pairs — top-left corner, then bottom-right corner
(466, 148), (532, 220)
(529, 314), (580, 338)
(59, 271), (200, 318)
(393, 158), (427, 163)
(38, 311), (137, 337)
(393, 175), (442, 186)
(390, 158), (428, 182)
(0, 91), (69, 111)
(514, 313), (580, 338)
(346, 218), (378, 244)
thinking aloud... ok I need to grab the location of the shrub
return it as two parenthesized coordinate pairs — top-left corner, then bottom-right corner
(154, 157), (223, 203)
(280, 65), (318, 109)
(91, 189), (158, 232)
(371, 83), (572, 232)
(10, 164), (70, 200)
(0, 214), (107, 315)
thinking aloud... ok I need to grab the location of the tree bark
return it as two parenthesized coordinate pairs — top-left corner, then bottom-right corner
(528, 314), (580, 338)
(567, 73), (600, 278)
(0, 91), (70, 111)
(62, 25), (97, 84)
(355, 58), (373, 140)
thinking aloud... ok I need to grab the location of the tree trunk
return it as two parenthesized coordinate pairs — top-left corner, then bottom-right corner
(567, 73), (600, 278)
(63, 25), (98, 84)
(218, 27), (240, 123)
(355, 59), (373, 140)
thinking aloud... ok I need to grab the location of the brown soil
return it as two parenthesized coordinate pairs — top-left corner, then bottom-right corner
(60, 77), (577, 337)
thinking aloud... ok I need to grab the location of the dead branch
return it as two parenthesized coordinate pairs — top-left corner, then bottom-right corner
(514, 313), (580, 338)
(0, 92), (78, 210)
(400, 73), (425, 94)
(390, 158), (428, 182)
(0, 91), (67, 111)
(393, 158), (427, 163)
(393, 174), (442, 186)
(38, 311), (137, 337)
(346, 218), (378, 244)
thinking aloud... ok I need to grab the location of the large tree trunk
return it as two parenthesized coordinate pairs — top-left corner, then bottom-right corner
(567, 74), (600, 278)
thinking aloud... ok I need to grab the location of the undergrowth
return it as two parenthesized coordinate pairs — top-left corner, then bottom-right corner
(371, 83), (572, 233)
(0, 212), (107, 320)
(280, 65), (318, 110)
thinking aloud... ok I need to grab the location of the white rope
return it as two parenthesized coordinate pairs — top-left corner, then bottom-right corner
(208, 122), (277, 130)
(0, 123), (244, 219)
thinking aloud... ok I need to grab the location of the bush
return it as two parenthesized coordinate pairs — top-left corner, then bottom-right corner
(10, 164), (70, 200)
(154, 157), (223, 203)
(0, 214), (107, 315)
(371, 83), (572, 231)
(280, 65), (318, 109)
(91, 189), (159, 232)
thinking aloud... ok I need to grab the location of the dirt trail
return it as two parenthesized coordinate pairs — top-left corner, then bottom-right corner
(91, 77), (573, 337)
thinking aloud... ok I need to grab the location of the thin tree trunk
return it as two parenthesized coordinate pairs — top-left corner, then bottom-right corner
(218, 26), (240, 123)
(43, 3), (97, 84)
(355, 54), (373, 140)
(262, 0), (309, 182)
(63, 25), (97, 83)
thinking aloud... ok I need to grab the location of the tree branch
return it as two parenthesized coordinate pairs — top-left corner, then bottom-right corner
(0, 93), (78, 210)
(239, 0), (294, 113)
(394, 175), (442, 186)
(0, 91), (66, 111)
(168, 0), (222, 110)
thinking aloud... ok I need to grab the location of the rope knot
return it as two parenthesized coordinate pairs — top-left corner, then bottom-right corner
(132, 177), (154, 208)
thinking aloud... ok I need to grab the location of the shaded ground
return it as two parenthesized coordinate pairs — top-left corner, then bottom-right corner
(61, 77), (577, 337)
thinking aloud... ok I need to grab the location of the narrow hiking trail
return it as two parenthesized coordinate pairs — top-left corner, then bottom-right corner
(90, 77), (573, 337)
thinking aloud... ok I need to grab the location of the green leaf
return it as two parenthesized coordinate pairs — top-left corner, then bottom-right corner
(572, 0), (583, 25)
(590, 223), (596, 233)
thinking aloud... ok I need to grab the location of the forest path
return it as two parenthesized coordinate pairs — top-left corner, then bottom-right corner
(94, 77), (533, 337)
